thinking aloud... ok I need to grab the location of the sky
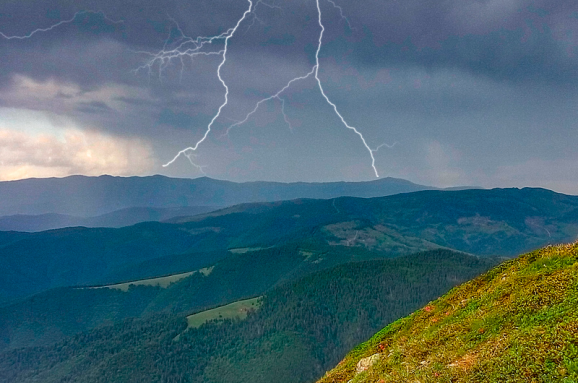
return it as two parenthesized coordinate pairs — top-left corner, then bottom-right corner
(0, 0), (577, 193)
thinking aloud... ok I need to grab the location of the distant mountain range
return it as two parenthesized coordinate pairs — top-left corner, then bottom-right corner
(0, 175), (436, 217)
(0, 206), (220, 232)
(0, 175), (445, 231)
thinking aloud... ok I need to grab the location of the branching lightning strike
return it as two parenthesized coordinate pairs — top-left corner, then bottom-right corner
(1, 2), (389, 178)
(221, 68), (316, 137)
(0, 10), (123, 40)
(155, 0), (384, 178)
(158, 1), (257, 168)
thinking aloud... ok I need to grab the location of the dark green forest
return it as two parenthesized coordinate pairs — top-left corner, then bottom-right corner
(0, 250), (497, 383)
(0, 243), (396, 350)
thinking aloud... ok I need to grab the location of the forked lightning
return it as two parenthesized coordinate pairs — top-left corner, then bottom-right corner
(156, 0), (383, 177)
(1, 1), (387, 177)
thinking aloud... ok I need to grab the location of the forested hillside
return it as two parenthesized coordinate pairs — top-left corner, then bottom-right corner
(0, 250), (496, 383)
(0, 244), (390, 350)
(2, 187), (577, 302)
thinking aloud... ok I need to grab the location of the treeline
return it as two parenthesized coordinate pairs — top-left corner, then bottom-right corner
(0, 250), (498, 383)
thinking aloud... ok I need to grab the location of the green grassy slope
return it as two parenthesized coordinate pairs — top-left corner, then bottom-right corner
(92, 268), (210, 292)
(317, 241), (578, 383)
(185, 297), (261, 329)
(0, 250), (497, 383)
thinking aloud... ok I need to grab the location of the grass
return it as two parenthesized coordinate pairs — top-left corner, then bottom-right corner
(228, 247), (271, 254)
(185, 297), (262, 329)
(90, 267), (214, 292)
(317, 241), (578, 383)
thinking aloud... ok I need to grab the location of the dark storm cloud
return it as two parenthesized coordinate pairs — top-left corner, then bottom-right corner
(1, 0), (577, 189)
(0, 0), (248, 47)
(1, 0), (576, 91)
(325, 0), (578, 86)
(75, 100), (113, 114)
(157, 108), (197, 129)
(0, 0), (323, 138)
(2, 0), (574, 100)
(114, 96), (158, 106)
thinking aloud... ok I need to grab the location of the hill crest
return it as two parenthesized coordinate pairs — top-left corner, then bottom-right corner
(317, 241), (578, 382)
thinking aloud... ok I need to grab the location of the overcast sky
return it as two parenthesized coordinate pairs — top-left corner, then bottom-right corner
(0, 0), (577, 192)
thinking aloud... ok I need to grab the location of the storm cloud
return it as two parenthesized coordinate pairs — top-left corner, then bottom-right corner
(0, 0), (577, 192)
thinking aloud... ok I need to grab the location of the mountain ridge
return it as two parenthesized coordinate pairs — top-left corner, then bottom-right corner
(1, 187), (577, 303)
(0, 206), (220, 232)
(0, 175), (436, 217)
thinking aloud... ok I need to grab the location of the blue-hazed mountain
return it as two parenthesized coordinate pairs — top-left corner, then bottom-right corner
(0, 206), (220, 232)
(1, 187), (577, 305)
(0, 175), (435, 218)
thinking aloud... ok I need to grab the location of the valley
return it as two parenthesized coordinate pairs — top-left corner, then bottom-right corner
(1, 178), (577, 382)
(0, 249), (497, 383)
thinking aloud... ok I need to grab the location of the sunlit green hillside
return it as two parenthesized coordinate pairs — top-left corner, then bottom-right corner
(318, 242), (578, 383)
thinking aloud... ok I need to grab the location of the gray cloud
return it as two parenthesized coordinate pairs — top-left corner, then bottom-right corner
(75, 100), (114, 114)
(0, 0), (577, 192)
(323, 0), (578, 86)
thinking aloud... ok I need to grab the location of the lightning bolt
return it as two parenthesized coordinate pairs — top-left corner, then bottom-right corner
(158, 0), (386, 178)
(2, 1), (390, 178)
(325, 0), (355, 32)
(375, 142), (397, 151)
(0, 11), (123, 40)
(221, 68), (316, 137)
(130, 16), (230, 82)
(159, 1), (257, 168)
(313, 0), (380, 177)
